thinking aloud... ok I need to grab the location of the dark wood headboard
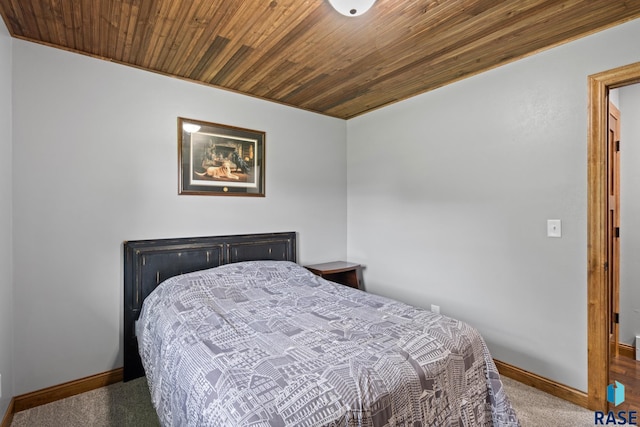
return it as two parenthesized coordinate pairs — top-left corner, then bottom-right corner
(123, 232), (297, 381)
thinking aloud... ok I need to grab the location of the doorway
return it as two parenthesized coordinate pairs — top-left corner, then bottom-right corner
(587, 61), (640, 411)
(607, 100), (620, 362)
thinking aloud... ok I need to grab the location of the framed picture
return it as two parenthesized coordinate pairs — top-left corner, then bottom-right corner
(178, 117), (265, 196)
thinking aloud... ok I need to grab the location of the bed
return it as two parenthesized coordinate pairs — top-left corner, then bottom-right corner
(124, 232), (519, 426)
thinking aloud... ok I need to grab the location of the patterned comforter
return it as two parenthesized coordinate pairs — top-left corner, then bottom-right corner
(137, 261), (520, 426)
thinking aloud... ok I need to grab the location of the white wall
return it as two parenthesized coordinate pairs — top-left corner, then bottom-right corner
(12, 40), (347, 394)
(347, 19), (640, 392)
(0, 17), (13, 416)
(620, 83), (640, 347)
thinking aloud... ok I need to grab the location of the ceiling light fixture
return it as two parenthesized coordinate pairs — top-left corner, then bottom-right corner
(328, 0), (376, 17)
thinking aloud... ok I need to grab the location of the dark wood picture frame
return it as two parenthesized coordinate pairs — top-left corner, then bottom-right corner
(178, 117), (265, 196)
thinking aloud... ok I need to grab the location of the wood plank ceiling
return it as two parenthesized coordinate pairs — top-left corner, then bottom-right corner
(1, 0), (639, 119)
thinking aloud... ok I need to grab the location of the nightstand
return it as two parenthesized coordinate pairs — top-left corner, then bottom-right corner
(305, 261), (365, 291)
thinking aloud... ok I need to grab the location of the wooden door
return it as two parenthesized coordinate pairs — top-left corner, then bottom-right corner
(607, 101), (621, 359)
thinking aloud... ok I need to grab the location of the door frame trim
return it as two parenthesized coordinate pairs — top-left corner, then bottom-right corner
(587, 61), (640, 410)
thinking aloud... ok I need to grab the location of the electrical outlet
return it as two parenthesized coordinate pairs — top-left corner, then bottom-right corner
(431, 304), (440, 314)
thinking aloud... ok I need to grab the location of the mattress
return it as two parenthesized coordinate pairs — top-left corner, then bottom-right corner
(137, 260), (519, 426)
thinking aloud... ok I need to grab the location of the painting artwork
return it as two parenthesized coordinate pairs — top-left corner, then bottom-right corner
(178, 117), (265, 196)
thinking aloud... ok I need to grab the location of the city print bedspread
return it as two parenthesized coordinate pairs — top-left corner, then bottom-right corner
(137, 260), (520, 426)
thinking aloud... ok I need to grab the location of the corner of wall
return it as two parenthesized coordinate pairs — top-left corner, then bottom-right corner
(0, 16), (14, 419)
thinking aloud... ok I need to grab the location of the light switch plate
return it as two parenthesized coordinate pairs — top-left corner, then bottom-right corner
(547, 219), (562, 237)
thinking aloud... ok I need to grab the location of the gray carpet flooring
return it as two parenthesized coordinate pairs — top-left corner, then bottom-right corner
(11, 376), (594, 426)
